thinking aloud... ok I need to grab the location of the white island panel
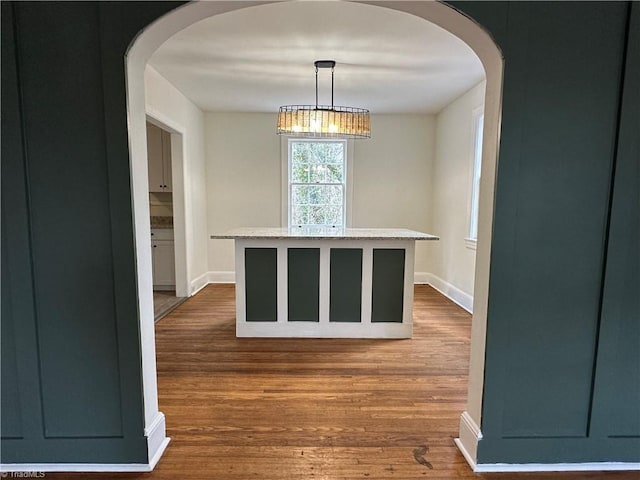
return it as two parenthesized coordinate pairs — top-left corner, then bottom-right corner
(210, 228), (438, 338)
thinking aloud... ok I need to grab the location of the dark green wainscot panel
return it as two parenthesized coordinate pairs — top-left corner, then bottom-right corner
(330, 248), (363, 322)
(245, 248), (277, 322)
(588, 0), (640, 449)
(288, 248), (320, 322)
(371, 249), (405, 323)
(457, 0), (640, 465)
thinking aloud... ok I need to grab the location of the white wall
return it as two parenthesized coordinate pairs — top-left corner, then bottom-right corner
(144, 69), (483, 305)
(430, 81), (485, 303)
(351, 114), (435, 273)
(145, 65), (209, 294)
(205, 112), (436, 275)
(206, 113), (282, 276)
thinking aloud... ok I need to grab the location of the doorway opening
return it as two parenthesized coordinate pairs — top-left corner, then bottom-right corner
(125, 0), (503, 468)
(144, 119), (188, 320)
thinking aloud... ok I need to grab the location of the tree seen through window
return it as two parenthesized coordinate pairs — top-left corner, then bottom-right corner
(289, 141), (346, 227)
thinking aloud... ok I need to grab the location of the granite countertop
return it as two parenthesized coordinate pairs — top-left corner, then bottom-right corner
(210, 227), (439, 241)
(150, 216), (173, 229)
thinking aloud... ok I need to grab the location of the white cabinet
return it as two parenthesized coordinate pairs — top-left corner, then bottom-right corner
(146, 122), (172, 193)
(151, 229), (175, 290)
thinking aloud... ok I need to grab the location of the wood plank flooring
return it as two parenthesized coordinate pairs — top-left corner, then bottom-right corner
(51, 284), (637, 479)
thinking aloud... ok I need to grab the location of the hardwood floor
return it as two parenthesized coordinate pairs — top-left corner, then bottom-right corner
(52, 284), (636, 479)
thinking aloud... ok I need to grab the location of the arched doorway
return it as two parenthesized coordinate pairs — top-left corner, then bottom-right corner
(125, 0), (503, 468)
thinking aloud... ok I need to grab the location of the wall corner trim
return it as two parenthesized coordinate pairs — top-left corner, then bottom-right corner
(455, 410), (482, 470)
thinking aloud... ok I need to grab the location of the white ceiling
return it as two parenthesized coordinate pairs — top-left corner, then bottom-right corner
(148, 1), (485, 114)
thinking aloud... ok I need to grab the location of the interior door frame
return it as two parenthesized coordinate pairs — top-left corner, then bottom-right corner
(145, 112), (190, 299)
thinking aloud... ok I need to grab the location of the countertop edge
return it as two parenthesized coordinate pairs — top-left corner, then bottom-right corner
(210, 228), (439, 241)
(211, 235), (439, 241)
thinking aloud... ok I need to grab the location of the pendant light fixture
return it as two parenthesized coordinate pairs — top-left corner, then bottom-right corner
(277, 60), (371, 139)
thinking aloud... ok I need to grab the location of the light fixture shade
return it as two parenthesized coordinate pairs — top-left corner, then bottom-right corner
(277, 105), (371, 139)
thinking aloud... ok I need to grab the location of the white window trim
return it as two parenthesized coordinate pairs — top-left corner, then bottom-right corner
(281, 137), (354, 228)
(466, 106), (484, 249)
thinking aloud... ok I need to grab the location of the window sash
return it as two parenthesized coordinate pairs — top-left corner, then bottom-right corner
(288, 139), (347, 228)
(469, 112), (484, 240)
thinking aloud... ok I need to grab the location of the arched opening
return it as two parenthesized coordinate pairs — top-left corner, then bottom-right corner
(125, 0), (503, 468)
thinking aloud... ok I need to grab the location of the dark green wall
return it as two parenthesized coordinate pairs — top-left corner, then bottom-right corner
(589, 2), (640, 441)
(451, 0), (639, 463)
(1, 1), (183, 463)
(1, 0), (637, 466)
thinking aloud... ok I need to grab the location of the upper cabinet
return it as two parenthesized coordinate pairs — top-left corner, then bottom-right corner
(146, 122), (172, 193)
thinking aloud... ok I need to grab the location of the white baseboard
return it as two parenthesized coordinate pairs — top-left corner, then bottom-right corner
(189, 271), (234, 295)
(0, 413), (171, 473)
(145, 411), (170, 470)
(474, 462), (640, 473)
(202, 271), (472, 313)
(189, 271), (209, 295)
(417, 272), (473, 313)
(0, 463), (154, 473)
(413, 272), (431, 284)
(208, 271), (235, 283)
(455, 410), (482, 469)
(454, 412), (640, 473)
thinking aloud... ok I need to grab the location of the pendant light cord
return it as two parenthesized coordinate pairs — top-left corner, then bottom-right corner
(313, 60), (339, 110)
(331, 65), (334, 109)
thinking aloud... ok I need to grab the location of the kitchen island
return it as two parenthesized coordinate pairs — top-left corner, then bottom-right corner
(210, 227), (438, 338)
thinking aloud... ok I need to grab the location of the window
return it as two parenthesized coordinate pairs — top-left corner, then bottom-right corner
(288, 139), (347, 228)
(468, 110), (484, 246)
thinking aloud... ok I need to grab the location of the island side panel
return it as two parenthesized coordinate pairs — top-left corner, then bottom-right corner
(330, 248), (363, 322)
(243, 247), (278, 322)
(371, 248), (406, 323)
(287, 248), (320, 322)
(235, 238), (415, 338)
